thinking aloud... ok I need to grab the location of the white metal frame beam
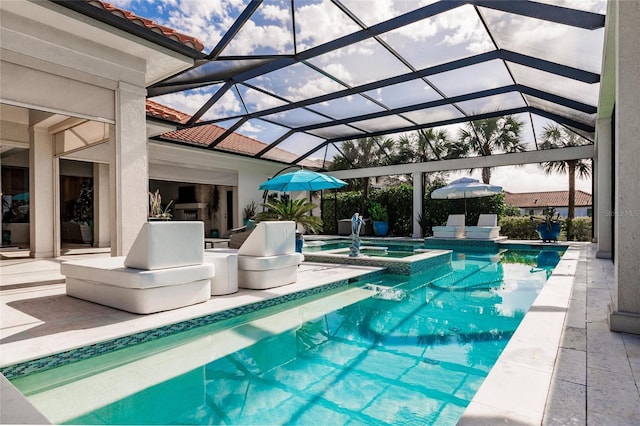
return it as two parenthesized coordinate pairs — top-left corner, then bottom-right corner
(326, 145), (594, 179)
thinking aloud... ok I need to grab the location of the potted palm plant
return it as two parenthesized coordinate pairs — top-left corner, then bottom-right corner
(149, 189), (173, 220)
(255, 198), (323, 253)
(243, 201), (257, 225)
(533, 206), (561, 242)
(368, 201), (389, 237)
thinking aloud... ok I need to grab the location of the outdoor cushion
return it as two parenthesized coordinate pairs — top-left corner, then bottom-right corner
(61, 256), (215, 289)
(238, 265), (299, 290)
(238, 221), (296, 256)
(124, 221), (204, 270)
(65, 277), (211, 315)
(432, 214), (465, 238)
(476, 214), (498, 227)
(237, 252), (304, 271)
(465, 214), (500, 239)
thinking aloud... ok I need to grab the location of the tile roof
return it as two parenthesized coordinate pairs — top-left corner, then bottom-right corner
(87, 1), (205, 51)
(145, 100), (323, 169)
(146, 99), (191, 124)
(504, 190), (592, 208)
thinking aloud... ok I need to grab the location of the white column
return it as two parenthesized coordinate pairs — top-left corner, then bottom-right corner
(110, 82), (147, 256)
(595, 117), (612, 258)
(610, 0), (640, 334)
(94, 162), (110, 248)
(412, 172), (423, 238)
(29, 126), (55, 258)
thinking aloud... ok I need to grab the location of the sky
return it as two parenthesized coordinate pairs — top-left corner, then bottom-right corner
(109, 0), (600, 194)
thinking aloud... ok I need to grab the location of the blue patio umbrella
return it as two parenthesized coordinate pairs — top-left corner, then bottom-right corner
(431, 177), (502, 215)
(259, 169), (347, 192)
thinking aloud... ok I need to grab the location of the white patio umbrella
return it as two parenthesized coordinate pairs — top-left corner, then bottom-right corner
(431, 177), (503, 215)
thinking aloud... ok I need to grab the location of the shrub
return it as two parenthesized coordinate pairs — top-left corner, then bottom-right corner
(568, 217), (592, 241)
(504, 203), (522, 216)
(322, 184), (506, 237)
(498, 216), (539, 240)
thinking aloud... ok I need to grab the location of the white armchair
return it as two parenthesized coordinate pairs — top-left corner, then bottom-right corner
(236, 221), (304, 289)
(61, 221), (213, 314)
(465, 214), (501, 239)
(432, 214), (465, 238)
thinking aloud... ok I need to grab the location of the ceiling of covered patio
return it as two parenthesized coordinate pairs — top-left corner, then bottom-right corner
(60, 0), (606, 170)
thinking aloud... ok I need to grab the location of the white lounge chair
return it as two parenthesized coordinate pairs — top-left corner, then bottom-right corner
(207, 221), (304, 290)
(465, 214), (501, 239)
(432, 214), (465, 238)
(61, 221), (213, 314)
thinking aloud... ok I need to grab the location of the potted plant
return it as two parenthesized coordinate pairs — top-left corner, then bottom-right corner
(368, 201), (389, 237)
(243, 201), (257, 225)
(255, 198), (323, 253)
(533, 206), (561, 242)
(149, 189), (173, 220)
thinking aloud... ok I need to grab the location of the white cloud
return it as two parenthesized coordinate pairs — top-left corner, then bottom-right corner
(294, 0), (360, 51)
(153, 87), (242, 120)
(261, 4), (291, 24)
(286, 75), (345, 102)
(435, 5), (493, 54)
(449, 164), (592, 193)
(237, 121), (263, 135)
(225, 20), (293, 55)
(242, 88), (287, 111)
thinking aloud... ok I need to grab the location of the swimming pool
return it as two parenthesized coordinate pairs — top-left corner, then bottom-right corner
(8, 248), (562, 425)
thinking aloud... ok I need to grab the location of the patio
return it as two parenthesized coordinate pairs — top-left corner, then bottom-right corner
(0, 0), (639, 423)
(1, 243), (639, 425)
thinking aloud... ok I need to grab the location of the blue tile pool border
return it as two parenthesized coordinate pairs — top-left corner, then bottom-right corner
(0, 269), (384, 380)
(303, 249), (452, 275)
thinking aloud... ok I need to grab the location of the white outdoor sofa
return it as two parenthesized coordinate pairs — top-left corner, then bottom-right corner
(465, 214), (501, 239)
(432, 214), (466, 238)
(206, 221), (304, 290)
(61, 221), (214, 314)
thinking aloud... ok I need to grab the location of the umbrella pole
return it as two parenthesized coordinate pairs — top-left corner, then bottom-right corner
(463, 190), (468, 221)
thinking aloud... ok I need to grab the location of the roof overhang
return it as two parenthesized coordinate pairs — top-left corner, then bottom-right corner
(1, 0), (196, 86)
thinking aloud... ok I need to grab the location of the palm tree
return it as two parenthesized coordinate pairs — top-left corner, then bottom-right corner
(448, 115), (527, 183)
(394, 128), (448, 164)
(394, 128), (451, 231)
(329, 136), (393, 199)
(539, 124), (592, 238)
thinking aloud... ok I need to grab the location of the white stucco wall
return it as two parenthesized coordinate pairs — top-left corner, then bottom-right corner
(148, 142), (284, 227)
(610, 0), (640, 334)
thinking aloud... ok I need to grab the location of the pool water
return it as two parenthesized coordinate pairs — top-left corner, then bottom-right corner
(12, 249), (562, 425)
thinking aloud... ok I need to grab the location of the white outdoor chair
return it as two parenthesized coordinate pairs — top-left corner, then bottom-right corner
(465, 214), (501, 239)
(61, 221), (213, 314)
(432, 214), (466, 238)
(206, 221), (304, 290)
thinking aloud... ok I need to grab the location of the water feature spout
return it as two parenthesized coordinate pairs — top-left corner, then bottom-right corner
(349, 212), (363, 257)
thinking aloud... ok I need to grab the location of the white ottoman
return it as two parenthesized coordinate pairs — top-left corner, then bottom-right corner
(204, 251), (239, 295)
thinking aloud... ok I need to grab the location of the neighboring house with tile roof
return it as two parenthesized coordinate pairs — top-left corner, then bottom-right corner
(504, 191), (593, 217)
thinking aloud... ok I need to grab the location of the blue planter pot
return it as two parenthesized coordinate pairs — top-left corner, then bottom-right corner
(295, 232), (304, 253)
(537, 222), (561, 242)
(373, 221), (389, 237)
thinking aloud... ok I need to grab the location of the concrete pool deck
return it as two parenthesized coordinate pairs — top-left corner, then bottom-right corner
(1, 242), (639, 424)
